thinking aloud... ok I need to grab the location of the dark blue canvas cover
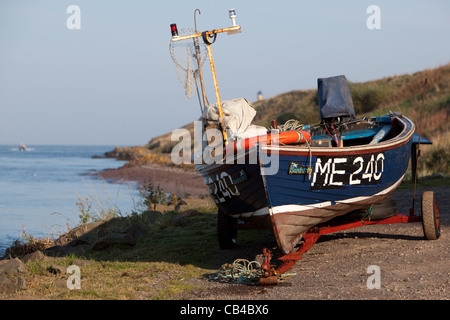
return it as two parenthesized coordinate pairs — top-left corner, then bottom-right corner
(317, 75), (356, 120)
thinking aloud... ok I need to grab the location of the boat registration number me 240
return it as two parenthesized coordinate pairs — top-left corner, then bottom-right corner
(206, 170), (244, 203)
(311, 153), (385, 189)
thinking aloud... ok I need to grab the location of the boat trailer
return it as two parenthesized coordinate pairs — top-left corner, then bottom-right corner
(257, 190), (441, 285)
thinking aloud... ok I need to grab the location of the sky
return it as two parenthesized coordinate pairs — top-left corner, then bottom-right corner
(0, 0), (449, 146)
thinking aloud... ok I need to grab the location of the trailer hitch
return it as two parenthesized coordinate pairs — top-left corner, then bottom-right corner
(258, 248), (278, 285)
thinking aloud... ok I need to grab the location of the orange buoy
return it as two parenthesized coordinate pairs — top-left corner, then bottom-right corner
(226, 130), (311, 154)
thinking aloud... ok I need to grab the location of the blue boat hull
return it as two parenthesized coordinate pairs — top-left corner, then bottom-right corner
(261, 135), (412, 253)
(196, 115), (415, 253)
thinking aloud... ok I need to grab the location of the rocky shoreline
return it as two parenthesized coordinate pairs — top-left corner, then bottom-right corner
(93, 164), (209, 198)
(91, 146), (209, 197)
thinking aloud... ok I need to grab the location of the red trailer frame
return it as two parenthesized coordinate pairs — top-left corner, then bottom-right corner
(258, 190), (440, 284)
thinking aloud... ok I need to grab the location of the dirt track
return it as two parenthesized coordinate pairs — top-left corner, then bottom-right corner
(183, 186), (449, 300)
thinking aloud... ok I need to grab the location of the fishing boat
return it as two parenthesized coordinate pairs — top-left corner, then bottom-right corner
(196, 79), (415, 254)
(169, 10), (417, 255)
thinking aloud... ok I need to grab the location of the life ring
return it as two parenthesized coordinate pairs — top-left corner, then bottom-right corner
(226, 130), (311, 153)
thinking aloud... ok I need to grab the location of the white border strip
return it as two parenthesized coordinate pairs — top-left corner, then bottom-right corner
(230, 206), (269, 218)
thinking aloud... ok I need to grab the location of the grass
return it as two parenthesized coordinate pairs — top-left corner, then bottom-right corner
(399, 175), (450, 189)
(2, 203), (274, 300)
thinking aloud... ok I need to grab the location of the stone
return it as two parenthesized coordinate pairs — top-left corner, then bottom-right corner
(175, 197), (216, 212)
(47, 264), (66, 275)
(178, 209), (199, 218)
(65, 245), (91, 256)
(22, 251), (45, 264)
(92, 233), (136, 251)
(125, 224), (149, 240)
(0, 275), (26, 294)
(141, 210), (163, 224)
(67, 237), (92, 247)
(172, 216), (188, 227)
(153, 203), (175, 213)
(71, 259), (89, 267)
(54, 221), (102, 247)
(171, 209), (199, 227)
(44, 243), (90, 257)
(44, 245), (71, 257)
(69, 221), (103, 239)
(0, 258), (25, 275)
(0, 258), (26, 294)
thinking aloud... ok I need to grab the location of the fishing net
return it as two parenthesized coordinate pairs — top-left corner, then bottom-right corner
(169, 28), (208, 100)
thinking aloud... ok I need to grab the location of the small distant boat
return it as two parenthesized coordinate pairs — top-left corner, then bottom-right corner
(19, 144), (27, 151)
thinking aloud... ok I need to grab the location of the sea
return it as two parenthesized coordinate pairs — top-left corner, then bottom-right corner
(0, 145), (142, 256)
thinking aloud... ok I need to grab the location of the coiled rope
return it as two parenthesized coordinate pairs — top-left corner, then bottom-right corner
(208, 259), (263, 284)
(207, 258), (296, 284)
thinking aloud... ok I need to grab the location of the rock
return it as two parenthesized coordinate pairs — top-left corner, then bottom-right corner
(92, 233), (136, 251)
(71, 259), (89, 267)
(47, 264), (66, 275)
(44, 244), (91, 257)
(141, 210), (163, 224)
(66, 245), (91, 256)
(175, 197), (216, 211)
(125, 224), (149, 240)
(171, 209), (200, 227)
(22, 251), (46, 264)
(44, 245), (71, 257)
(0, 275), (26, 294)
(70, 221), (103, 238)
(0, 258), (25, 275)
(67, 237), (92, 247)
(153, 203), (175, 213)
(178, 209), (199, 218)
(54, 221), (102, 247)
(4, 242), (51, 258)
(172, 216), (188, 227)
(0, 258), (27, 294)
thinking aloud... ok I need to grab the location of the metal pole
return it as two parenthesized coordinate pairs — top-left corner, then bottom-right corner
(171, 26), (241, 42)
(206, 43), (228, 145)
(193, 38), (208, 108)
(193, 9), (208, 108)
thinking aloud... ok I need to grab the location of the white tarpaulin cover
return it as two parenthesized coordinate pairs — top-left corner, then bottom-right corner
(201, 98), (267, 140)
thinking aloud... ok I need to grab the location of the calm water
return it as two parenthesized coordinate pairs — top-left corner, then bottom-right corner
(0, 145), (141, 256)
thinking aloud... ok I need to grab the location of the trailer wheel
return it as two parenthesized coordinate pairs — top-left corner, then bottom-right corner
(421, 191), (440, 240)
(217, 209), (237, 249)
